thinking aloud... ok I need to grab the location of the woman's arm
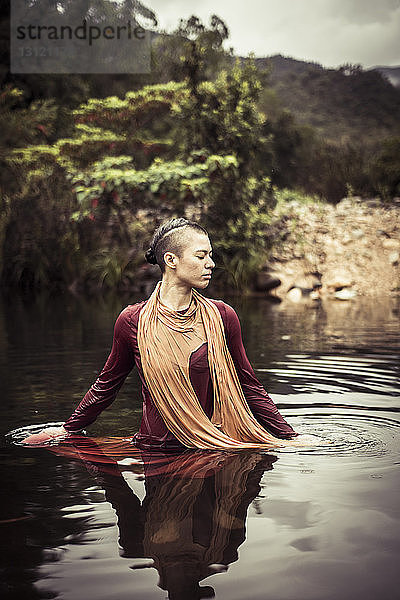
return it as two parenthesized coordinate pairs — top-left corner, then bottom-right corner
(62, 306), (136, 433)
(221, 302), (298, 439)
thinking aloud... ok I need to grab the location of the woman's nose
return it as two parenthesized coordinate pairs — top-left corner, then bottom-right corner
(207, 257), (215, 269)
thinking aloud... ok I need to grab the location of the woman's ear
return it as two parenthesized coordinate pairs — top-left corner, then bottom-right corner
(163, 251), (177, 270)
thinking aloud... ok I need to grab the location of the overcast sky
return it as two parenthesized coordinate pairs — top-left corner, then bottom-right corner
(146, 0), (400, 68)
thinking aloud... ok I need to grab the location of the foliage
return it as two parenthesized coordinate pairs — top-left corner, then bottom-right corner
(210, 177), (275, 288)
(4, 47), (276, 291)
(69, 154), (238, 213)
(168, 49), (276, 287)
(261, 108), (314, 188)
(174, 56), (269, 177)
(0, 86), (58, 187)
(1, 172), (79, 290)
(0, 86), (62, 285)
(290, 138), (374, 203)
(370, 137), (400, 199)
(260, 94), (381, 203)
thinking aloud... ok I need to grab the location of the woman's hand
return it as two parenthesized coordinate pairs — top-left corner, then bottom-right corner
(287, 433), (331, 446)
(39, 426), (68, 438)
(21, 425), (69, 445)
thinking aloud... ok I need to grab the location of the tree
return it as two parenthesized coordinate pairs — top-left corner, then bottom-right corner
(151, 15), (233, 85)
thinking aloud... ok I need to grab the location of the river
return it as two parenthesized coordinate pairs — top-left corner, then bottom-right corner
(1, 290), (399, 600)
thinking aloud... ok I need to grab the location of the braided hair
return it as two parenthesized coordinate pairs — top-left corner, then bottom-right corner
(145, 218), (208, 273)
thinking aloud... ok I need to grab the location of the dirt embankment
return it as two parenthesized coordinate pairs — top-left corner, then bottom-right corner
(258, 197), (400, 299)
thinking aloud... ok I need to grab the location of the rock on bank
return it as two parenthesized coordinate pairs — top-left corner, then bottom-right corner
(259, 196), (400, 298)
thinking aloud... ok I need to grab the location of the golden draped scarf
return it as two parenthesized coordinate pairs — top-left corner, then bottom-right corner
(137, 281), (294, 450)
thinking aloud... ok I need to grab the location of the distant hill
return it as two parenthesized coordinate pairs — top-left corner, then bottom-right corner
(248, 54), (400, 143)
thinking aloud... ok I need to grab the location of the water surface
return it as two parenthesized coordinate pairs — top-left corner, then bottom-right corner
(1, 291), (399, 600)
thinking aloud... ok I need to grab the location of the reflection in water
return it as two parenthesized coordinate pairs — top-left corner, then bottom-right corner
(46, 436), (277, 600)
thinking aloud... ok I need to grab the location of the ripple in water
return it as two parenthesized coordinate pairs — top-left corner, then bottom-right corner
(257, 352), (400, 396)
(278, 412), (400, 459)
(5, 422), (72, 446)
(6, 412), (400, 465)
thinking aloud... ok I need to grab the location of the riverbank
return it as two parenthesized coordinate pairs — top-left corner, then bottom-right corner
(259, 196), (400, 299)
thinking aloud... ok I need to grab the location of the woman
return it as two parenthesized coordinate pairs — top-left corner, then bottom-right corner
(39, 217), (302, 450)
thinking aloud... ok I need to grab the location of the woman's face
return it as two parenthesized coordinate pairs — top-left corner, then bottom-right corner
(165, 231), (215, 289)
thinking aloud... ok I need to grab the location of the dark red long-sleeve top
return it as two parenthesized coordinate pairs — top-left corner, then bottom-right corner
(63, 299), (298, 449)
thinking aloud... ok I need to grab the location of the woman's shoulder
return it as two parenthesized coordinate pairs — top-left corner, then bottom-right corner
(209, 298), (238, 322)
(208, 299), (242, 340)
(116, 300), (148, 328)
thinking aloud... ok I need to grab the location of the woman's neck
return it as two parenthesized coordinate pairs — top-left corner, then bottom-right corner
(158, 279), (193, 311)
